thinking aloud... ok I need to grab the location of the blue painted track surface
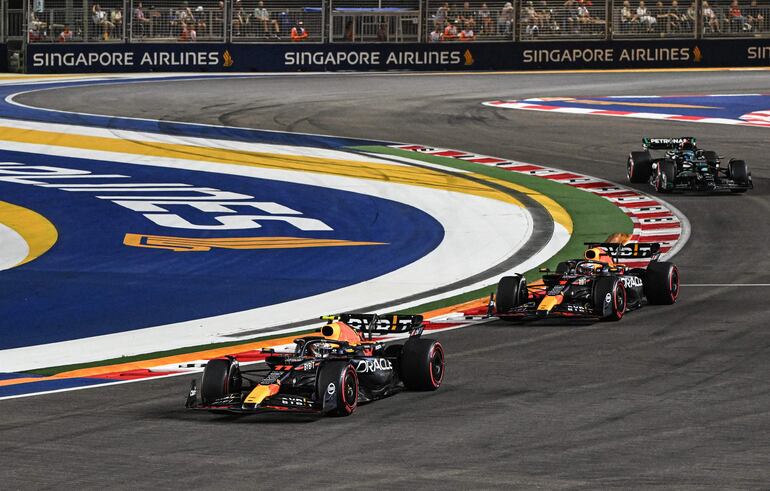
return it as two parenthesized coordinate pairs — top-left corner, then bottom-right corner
(0, 148), (444, 349)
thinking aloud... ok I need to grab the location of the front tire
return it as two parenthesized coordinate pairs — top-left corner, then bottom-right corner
(655, 159), (676, 193)
(200, 358), (242, 405)
(644, 261), (679, 305)
(592, 277), (627, 321)
(400, 338), (445, 391)
(628, 151), (653, 183)
(318, 361), (358, 416)
(728, 160), (750, 193)
(496, 275), (527, 314)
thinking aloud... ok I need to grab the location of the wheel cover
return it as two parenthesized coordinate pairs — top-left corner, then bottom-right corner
(343, 369), (358, 409)
(429, 345), (445, 387)
(669, 266), (680, 302)
(614, 284), (626, 317)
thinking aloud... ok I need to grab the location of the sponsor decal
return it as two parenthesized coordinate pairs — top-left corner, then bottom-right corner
(31, 50), (221, 69)
(565, 304), (589, 313)
(605, 293), (612, 304)
(621, 276), (644, 288)
(123, 234), (385, 252)
(522, 47), (691, 64)
(355, 358), (393, 373)
(283, 49), (465, 67)
(326, 382), (336, 395)
(279, 395), (309, 407)
(747, 46), (770, 60)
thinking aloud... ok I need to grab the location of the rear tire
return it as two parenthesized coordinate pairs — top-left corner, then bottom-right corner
(644, 261), (679, 305)
(728, 160), (750, 193)
(592, 277), (626, 321)
(201, 358), (242, 405)
(655, 159), (676, 193)
(628, 151), (653, 183)
(317, 361), (358, 416)
(400, 338), (444, 391)
(495, 275), (527, 314)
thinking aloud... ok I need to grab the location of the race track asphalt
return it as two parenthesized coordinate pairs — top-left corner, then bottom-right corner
(2, 71), (769, 489)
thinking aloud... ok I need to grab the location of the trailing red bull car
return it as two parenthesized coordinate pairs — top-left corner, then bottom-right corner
(495, 242), (679, 322)
(185, 313), (444, 416)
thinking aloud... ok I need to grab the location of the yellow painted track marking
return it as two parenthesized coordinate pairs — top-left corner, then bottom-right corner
(0, 126), (527, 207)
(468, 173), (573, 234)
(0, 201), (58, 267)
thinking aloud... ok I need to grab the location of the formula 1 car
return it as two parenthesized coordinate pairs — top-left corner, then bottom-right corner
(184, 313), (444, 416)
(627, 137), (752, 193)
(495, 242), (679, 322)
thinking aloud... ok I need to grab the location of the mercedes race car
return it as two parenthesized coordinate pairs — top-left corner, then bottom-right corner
(495, 242), (679, 322)
(185, 313), (444, 416)
(627, 137), (752, 193)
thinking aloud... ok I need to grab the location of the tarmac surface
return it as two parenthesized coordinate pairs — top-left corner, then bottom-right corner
(2, 71), (770, 489)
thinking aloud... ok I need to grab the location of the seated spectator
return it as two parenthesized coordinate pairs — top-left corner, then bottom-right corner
(429, 25), (442, 42)
(539, 1), (560, 32)
(435, 2), (450, 30)
(344, 19), (354, 41)
(635, 0), (658, 31)
(291, 20), (308, 41)
(478, 3), (494, 35)
(133, 2), (151, 36)
(746, 0), (764, 30)
(92, 4), (114, 40)
(179, 20), (196, 41)
(254, 1), (280, 38)
(620, 0), (636, 30)
(702, 0), (721, 31)
(458, 2), (477, 30)
(563, 0), (580, 32)
(498, 2), (515, 36)
(666, 0), (685, 32)
(376, 23), (388, 41)
(111, 7), (123, 31)
(58, 24), (74, 42)
(523, 1), (540, 36)
(459, 26), (476, 40)
(729, 0), (750, 29)
(232, 0), (248, 36)
(444, 20), (459, 40)
(684, 1), (697, 29)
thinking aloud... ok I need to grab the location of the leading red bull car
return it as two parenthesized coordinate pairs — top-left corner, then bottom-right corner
(184, 313), (444, 416)
(495, 242), (679, 322)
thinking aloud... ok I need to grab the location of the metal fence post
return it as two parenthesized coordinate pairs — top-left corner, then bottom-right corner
(513, 0), (519, 41)
(695, 0), (702, 38)
(606, 0), (612, 40)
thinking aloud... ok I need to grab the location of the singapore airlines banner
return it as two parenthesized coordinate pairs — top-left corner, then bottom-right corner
(24, 39), (770, 74)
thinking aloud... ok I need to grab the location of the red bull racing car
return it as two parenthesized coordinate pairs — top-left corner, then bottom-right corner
(185, 313), (444, 416)
(495, 242), (679, 322)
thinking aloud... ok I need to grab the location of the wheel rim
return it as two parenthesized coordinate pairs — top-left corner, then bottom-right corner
(628, 158), (634, 179)
(429, 344), (445, 387)
(669, 266), (680, 302)
(342, 368), (357, 410)
(614, 284), (626, 317)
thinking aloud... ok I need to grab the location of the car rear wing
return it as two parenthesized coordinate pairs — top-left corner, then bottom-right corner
(321, 313), (424, 338)
(642, 137), (696, 150)
(584, 242), (661, 261)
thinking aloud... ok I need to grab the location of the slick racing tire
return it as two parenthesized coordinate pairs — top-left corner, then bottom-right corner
(592, 277), (627, 321)
(496, 275), (528, 314)
(644, 261), (680, 305)
(628, 151), (653, 183)
(318, 361), (358, 416)
(201, 358), (242, 405)
(655, 159), (676, 193)
(400, 338), (445, 391)
(728, 160), (750, 193)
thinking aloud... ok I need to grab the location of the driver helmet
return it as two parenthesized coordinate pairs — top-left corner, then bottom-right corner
(576, 261), (603, 275)
(306, 341), (332, 358)
(678, 140), (697, 161)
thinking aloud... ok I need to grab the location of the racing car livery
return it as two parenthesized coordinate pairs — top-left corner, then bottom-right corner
(627, 137), (752, 193)
(185, 313), (444, 416)
(495, 242), (679, 322)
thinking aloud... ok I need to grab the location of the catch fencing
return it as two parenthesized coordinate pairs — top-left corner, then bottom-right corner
(8, 0), (770, 45)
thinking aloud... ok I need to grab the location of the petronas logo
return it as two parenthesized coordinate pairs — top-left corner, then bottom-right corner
(223, 50), (234, 68)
